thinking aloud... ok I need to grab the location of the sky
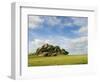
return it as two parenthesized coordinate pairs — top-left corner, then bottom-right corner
(28, 15), (88, 55)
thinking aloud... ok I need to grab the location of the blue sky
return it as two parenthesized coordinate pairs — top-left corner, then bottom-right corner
(28, 15), (88, 55)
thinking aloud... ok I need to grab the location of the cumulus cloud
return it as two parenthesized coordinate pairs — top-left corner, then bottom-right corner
(78, 26), (88, 34)
(28, 16), (44, 29)
(28, 16), (88, 55)
(29, 36), (87, 54)
(45, 16), (61, 26)
(71, 36), (87, 54)
(72, 26), (88, 37)
(28, 16), (61, 29)
(72, 17), (88, 27)
(73, 36), (87, 43)
(29, 39), (52, 53)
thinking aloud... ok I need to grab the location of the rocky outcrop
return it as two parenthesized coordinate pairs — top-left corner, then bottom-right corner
(35, 43), (69, 56)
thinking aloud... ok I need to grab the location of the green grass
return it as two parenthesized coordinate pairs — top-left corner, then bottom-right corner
(28, 55), (88, 66)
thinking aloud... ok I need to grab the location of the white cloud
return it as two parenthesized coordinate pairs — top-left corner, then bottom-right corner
(63, 22), (73, 27)
(46, 16), (61, 26)
(29, 39), (42, 53)
(28, 16), (61, 29)
(28, 16), (88, 30)
(28, 16), (88, 54)
(29, 16), (44, 29)
(29, 36), (87, 55)
(73, 36), (87, 43)
(72, 17), (88, 27)
(79, 26), (88, 34)
(29, 39), (53, 53)
(72, 26), (88, 37)
(70, 36), (87, 54)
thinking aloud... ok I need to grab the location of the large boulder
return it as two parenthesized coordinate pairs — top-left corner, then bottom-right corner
(61, 49), (69, 55)
(35, 43), (69, 56)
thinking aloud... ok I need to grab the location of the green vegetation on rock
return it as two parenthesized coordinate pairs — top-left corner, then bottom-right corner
(34, 43), (69, 56)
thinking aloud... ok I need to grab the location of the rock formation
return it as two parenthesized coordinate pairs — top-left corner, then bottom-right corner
(35, 43), (69, 56)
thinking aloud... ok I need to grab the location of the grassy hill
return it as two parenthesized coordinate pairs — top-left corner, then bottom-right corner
(28, 54), (88, 66)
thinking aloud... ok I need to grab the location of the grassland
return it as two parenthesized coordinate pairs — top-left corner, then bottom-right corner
(28, 55), (88, 66)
